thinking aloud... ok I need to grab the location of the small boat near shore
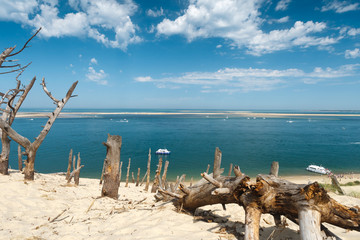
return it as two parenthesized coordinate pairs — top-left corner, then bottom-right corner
(306, 164), (331, 175)
(156, 149), (171, 155)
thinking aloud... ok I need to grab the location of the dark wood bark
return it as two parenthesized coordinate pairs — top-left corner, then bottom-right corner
(101, 134), (122, 199)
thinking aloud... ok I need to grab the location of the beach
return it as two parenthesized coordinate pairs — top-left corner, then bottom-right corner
(1, 170), (360, 240)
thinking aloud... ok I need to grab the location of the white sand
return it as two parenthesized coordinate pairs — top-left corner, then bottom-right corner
(1, 171), (360, 240)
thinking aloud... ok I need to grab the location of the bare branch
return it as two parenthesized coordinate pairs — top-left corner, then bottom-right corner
(41, 78), (60, 103)
(0, 119), (31, 149)
(158, 188), (183, 199)
(8, 28), (42, 57)
(201, 172), (222, 188)
(0, 62), (31, 75)
(0, 47), (15, 67)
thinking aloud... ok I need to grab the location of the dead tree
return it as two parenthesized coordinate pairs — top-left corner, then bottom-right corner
(158, 147), (360, 240)
(0, 28), (41, 175)
(0, 79), (78, 180)
(101, 134), (122, 199)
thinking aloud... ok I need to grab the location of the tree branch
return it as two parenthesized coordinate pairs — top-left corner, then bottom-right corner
(41, 78), (59, 104)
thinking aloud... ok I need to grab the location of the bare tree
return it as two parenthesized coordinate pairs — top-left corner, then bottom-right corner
(0, 79), (78, 180)
(0, 28), (41, 174)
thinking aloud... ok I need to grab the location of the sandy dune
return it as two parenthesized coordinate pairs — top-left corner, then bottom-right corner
(1, 171), (360, 240)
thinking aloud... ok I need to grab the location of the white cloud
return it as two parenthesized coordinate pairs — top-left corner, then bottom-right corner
(86, 66), (108, 85)
(345, 48), (360, 59)
(90, 57), (98, 65)
(134, 64), (360, 92)
(321, 0), (360, 13)
(156, 0), (337, 55)
(0, 0), (141, 51)
(146, 7), (164, 17)
(347, 28), (360, 36)
(275, 0), (291, 11)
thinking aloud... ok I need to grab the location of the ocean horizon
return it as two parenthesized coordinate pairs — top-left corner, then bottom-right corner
(5, 108), (360, 180)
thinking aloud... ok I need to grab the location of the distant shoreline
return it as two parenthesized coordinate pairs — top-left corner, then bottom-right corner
(16, 111), (360, 118)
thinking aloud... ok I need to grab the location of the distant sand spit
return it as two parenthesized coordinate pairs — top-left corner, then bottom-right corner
(16, 111), (360, 118)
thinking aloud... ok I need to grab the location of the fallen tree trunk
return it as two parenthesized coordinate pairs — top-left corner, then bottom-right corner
(158, 147), (360, 240)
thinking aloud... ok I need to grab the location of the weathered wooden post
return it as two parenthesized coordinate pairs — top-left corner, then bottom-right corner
(228, 163), (233, 176)
(131, 172), (135, 183)
(161, 160), (169, 188)
(136, 168), (140, 186)
(119, 161), (123, 186)
(269, 161), (279, 177)
(74, 153), (81, 186)
(151, 158), (163, 193)
(125, 158), (131, 187)
(101, 134), (122, 199)
(66, 149), (73, 180)
(144, 148), (151, 192)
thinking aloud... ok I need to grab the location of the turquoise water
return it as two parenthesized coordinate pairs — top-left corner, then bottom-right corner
(6, 109), (360, 180)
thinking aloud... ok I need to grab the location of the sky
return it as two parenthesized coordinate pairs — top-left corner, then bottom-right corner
(0, 0), (360, 110)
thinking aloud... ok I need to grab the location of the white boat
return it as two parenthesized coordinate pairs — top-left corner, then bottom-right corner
(156, 148), (171, 155)
(306, 165), (331, 175)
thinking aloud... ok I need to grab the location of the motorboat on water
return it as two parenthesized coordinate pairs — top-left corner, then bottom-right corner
(155, 148), (171, 155)
(306, 165), (331, 175)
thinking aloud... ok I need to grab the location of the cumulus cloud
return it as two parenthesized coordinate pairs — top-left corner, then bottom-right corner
(321, 0), (360, 13)
(86, 66), (108, 85)
(146, 7), (164, 17)
(134, 64), (360, 92)
(275, 0), (291, 11)
(90, 57), (98, 65)
(156, 0), (337, 55)
(345, 48), (360, 59)
(0, 0), (141, 50)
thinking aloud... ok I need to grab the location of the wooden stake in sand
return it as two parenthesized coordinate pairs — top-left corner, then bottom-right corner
(161, 160), (169, 188)
(119, 161), (123, 186)
(151, 158), (163, 193)
(101, 134), (122, 199)
(270, 161), (279, 177)
(206, 164), (210, 174)
(136, 168), (140, 186)
(228, 163), (233, 176)
(125, 158), (131, 187)
(74, 152), (81, 186)
(144, 148), (151, 192)
(66, 149), (73, 180)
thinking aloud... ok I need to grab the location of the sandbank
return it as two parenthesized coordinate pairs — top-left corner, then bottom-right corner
(16, 111), (360, 119)
(1, 171), (360, 239)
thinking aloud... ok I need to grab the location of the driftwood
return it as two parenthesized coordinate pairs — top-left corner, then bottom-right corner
(161, 160), (169, 189)
(101, 134), (122, 199)
(158, 147), (360, 240)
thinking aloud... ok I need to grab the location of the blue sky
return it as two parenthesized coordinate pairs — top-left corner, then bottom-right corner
(1, 0), (359, 110)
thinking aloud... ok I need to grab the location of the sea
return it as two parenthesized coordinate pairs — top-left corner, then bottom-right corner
(5, 109), (360, 181)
